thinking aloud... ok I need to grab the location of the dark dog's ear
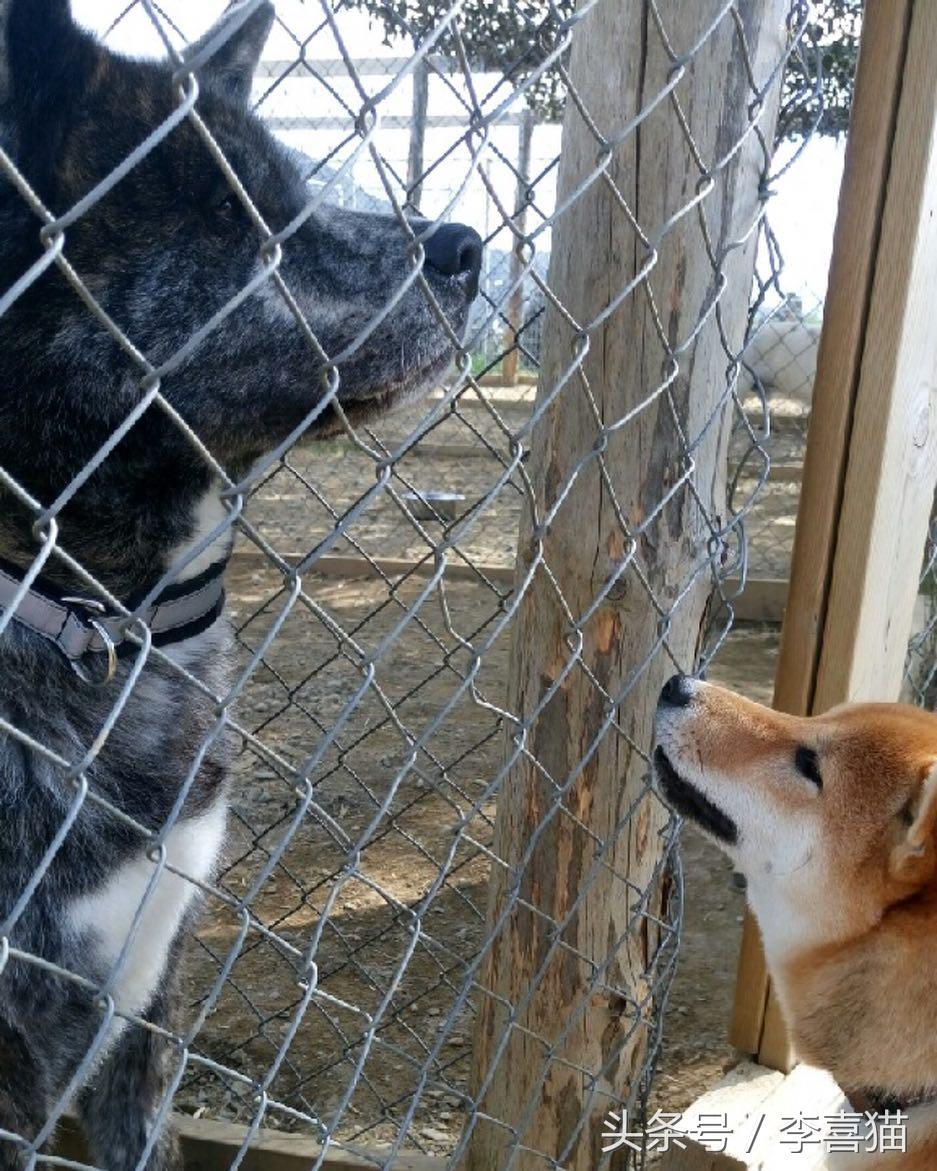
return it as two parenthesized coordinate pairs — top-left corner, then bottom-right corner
(184, 2), (275, 104)
(4, 0), (101, 114)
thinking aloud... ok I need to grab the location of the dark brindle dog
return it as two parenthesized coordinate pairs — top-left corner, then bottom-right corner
(0, 2), (481, 1167)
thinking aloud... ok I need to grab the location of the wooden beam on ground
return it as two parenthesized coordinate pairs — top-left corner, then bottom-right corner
(230, 550), (789, 623)
(729, 0), (937, 1077)
(231, 548), (516, 586)
(55, 1115), (445, 1171)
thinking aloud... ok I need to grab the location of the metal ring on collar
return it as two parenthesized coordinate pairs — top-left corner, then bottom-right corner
(60, 597), (119, 686)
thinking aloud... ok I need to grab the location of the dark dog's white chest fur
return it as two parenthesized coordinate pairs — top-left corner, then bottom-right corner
(66, 490), (233, 1043)
(67, 799), (227, 1034)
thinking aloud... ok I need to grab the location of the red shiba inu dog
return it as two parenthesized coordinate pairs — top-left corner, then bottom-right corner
(654, 675), (937, 1170)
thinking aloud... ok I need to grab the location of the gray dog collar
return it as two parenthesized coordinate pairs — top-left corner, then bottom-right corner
(0, 556), (227, 683)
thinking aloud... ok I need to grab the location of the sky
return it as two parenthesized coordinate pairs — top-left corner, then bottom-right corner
(70, 0), (845, 304)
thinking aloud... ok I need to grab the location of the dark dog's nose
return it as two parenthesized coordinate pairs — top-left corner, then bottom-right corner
(660, 674), (693, 708)
(423, 222), (483, 299)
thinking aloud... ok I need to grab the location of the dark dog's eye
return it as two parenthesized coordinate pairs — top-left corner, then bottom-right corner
(794, 746), (822, 789)
(208, 184), (242, 222)
(216, 192), (239, 217)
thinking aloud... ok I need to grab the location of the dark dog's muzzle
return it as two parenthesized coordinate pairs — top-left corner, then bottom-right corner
(422, 222), (484, 301)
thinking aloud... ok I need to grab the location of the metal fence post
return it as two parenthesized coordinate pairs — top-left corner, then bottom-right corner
(460, 3), (791, 1167)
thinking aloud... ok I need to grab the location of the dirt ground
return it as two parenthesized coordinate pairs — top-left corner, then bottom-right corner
(171, 399), (786, 1159)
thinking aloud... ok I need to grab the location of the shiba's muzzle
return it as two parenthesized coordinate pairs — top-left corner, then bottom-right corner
(653, 674), (740, 846)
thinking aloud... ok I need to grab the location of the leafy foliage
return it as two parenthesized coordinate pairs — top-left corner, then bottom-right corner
(779, 0), (861, 140)
(338, 0), (575, 121)
(343, 0), (860, 137)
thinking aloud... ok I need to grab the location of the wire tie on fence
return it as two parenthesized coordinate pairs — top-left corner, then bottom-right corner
(405, 238), (426, 269)
(694, 172), (715, 198)
(93, 992), (114, 1019)
(36, 223), (65, 249)
(595, 143), (613, 171)
(112, 612), (151, 653)
(25, 517), (57, 554)
(354, 103), (379, 139)
(257, 238), (283, 268)
(146, 839), (168, 867)
(321, 363), (340, 401)
(298, 959), (319, 992)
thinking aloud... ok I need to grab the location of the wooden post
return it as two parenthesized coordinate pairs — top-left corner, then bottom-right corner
(730, 0), (937, 1073)
(501, 108), (534, 387)
(460, 4), (789, 1168)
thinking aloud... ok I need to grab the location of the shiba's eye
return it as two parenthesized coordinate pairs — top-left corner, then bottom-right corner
(794, 746), (822, 789)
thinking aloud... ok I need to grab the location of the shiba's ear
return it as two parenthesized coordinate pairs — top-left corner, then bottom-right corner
(3, 0), (102, 111)
(184, 2), (275, 105)
(890, 760), (937, 881)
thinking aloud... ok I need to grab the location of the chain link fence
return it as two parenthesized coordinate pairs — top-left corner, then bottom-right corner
(732, 287), (820, 585)
(905, 498), (937, 711)
(0, 1), (825, 1169)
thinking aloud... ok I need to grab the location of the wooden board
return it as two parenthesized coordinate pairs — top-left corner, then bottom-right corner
(231, 549), (789, 623)
(729, 0), (916, 1068)
(771, 0), (913, 720)
(55, 1115), (444, 1171)
(812, 0), (937, 709)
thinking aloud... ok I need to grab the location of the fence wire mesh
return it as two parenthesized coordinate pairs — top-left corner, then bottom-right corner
(0, 1), (826, 1168)
(905, 497), (937, 712)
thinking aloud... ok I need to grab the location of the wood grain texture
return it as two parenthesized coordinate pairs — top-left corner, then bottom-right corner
(730, 0), (914, 1068)
(813, 0), (937, 709)
(55, 1115), (444, 1171)
(459, 3), (788, 1167)
(772, 0), (912, 720)
(729, 913), (771, 1060)
(230, 551), (786, 621)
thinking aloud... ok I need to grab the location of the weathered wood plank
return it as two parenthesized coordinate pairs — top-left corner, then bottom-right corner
(729, 0), (915, 1067)
(230, 549), (788, 622)
(813, 0), (937, 709)
(55, 1115), (444, 1171)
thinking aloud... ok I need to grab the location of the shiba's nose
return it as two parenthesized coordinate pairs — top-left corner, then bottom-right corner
(424, 223), (483, 299)
(660, 673), (693, 708)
